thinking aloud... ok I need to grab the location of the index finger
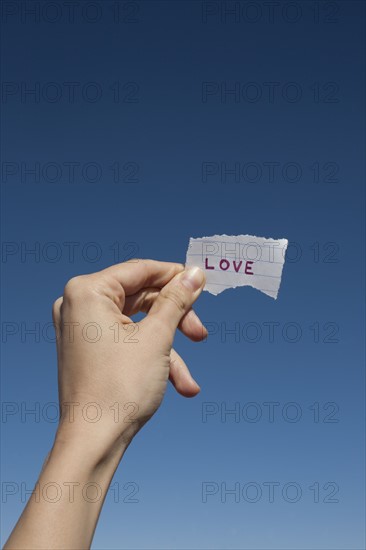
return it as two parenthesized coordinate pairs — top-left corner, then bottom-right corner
(100, 259), (185, 296)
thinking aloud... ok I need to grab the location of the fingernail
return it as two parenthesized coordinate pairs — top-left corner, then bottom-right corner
(181, 266), (205, 291)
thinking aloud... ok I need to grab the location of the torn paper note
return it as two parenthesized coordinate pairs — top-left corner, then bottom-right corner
(185, 234), (288, 299)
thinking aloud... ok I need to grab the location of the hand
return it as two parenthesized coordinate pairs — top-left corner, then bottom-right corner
(5, 260), (207, 550)
(52, 259), (207, 464)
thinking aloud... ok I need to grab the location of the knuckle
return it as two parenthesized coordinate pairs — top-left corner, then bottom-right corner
(99, 274), (125, 308)
(63, 275), (90, 300)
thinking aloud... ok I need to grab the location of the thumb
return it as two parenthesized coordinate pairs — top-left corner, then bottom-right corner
(145, 266), (205, 343)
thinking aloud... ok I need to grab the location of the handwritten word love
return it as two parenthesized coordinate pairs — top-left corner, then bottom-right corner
(205, 258), (254, 275)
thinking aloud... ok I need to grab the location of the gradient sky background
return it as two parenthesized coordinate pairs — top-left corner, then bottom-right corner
(1, 1), (365, 548)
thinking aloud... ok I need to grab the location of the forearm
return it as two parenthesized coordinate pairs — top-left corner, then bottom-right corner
(4, 436), (126, 550)
(5, 261), (205, 549)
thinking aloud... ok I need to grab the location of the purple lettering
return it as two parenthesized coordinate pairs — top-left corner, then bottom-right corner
(205, 257), (214, 270)
(233, 260), (243, 272)
(245, 261), (254, 275)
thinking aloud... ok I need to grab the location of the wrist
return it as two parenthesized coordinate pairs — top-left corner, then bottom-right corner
(53, 419), (135, 474)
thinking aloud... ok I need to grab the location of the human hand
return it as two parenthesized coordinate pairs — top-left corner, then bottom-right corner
(52, 259), (206, 464)
(5, 260), (208, 550)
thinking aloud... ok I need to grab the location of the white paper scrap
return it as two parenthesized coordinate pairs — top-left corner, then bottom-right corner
(185, 234), (288, 299)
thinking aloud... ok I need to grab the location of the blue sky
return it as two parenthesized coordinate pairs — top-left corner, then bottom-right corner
(1, 1), (365, 548)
